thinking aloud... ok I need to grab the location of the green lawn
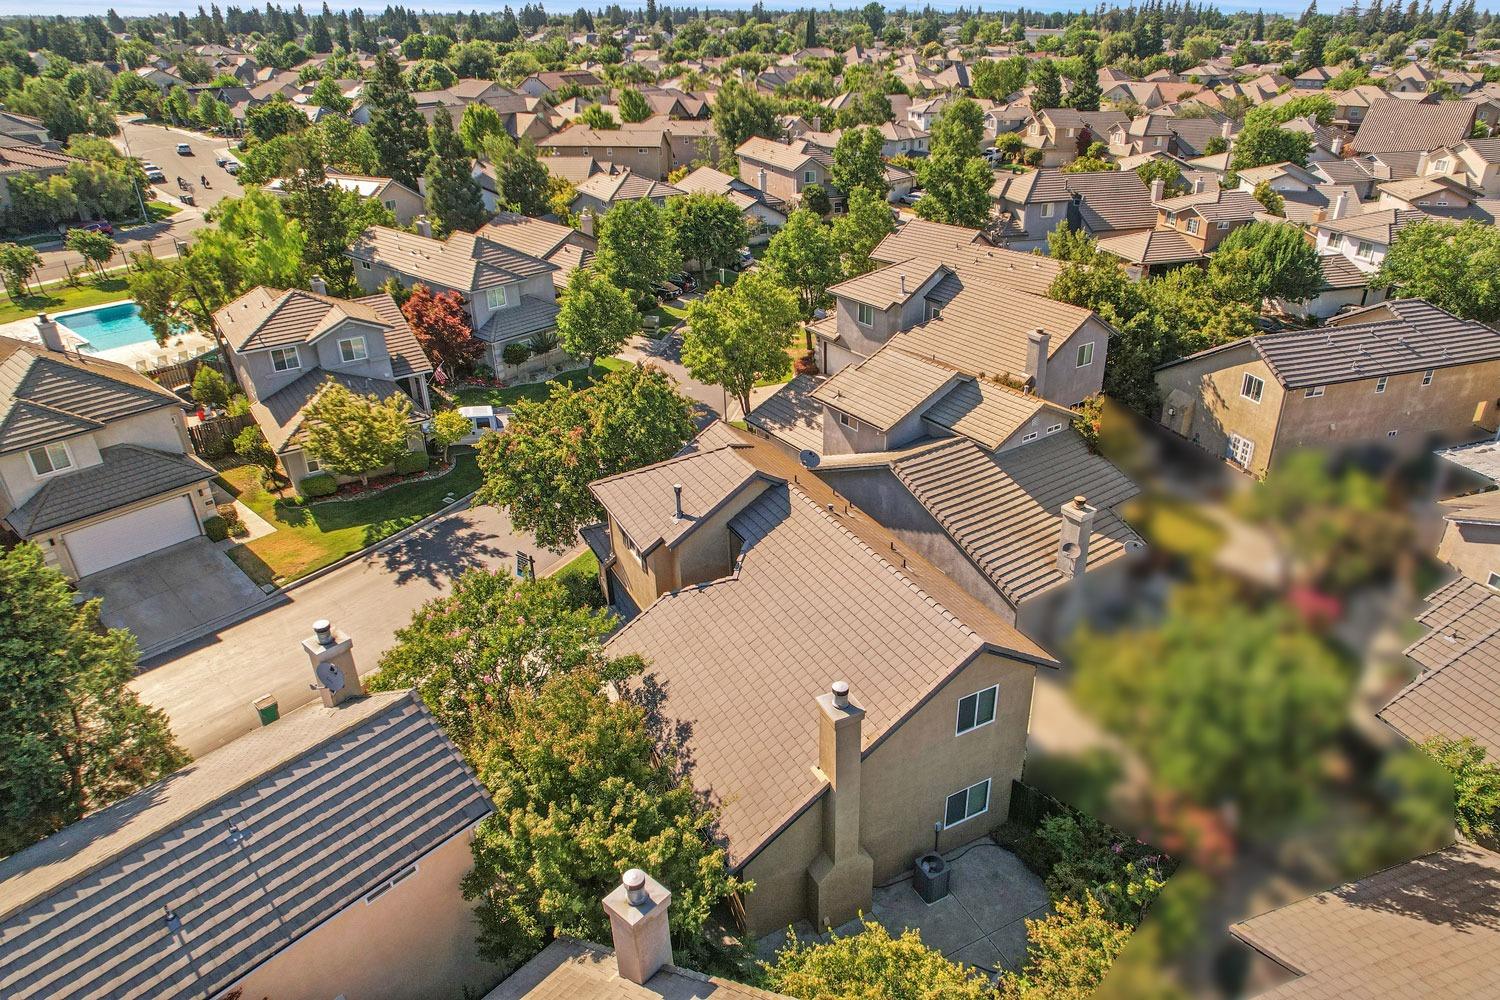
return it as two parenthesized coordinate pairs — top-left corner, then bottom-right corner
(145, 200), (182, 222)
(0, 276), (133, 325)
(644, 302), (688, 338)
(453, 359), (628, 407)
(218, 454), (483, 585)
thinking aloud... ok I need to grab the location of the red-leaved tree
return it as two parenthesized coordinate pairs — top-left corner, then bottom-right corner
(401, 282), (485, 377)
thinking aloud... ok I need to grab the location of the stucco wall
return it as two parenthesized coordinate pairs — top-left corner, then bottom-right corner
(0, 406), (188, 514)
(1154, 342), (1283, 477)
(1437, 519), (1500, 587)
(1043, 321), (1110, 406)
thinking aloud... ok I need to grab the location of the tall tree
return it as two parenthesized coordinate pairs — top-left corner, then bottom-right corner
(710, 78), (779, 167)
(1066, 44), (1103, 111)
(594, 198), (682, 306)
(1032, 57), (1063, 108)
(459, 103), (504, 156)
(423, 109), (487, 236)
(1207, 220), (1323, 304)
(665, 192), (748, 280)
(682, 269), (800, 414)
(1374, 219), (1500, 322)
(832, 186), (896, 277)
(303, 380), (415, 485)
(555, 268), (639, 372)
(762, 208), (841, 322)
(0, 544), (187, 856)
(916, 98), (993, 228)
(830, 124), (887, 196)
(279, 145), (392, 296)
(617, 86), (652, 123)
(364, 49), (429, 187)
(482, 134), (554, 217)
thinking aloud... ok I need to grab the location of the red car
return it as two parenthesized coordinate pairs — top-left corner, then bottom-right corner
(71, 220), (114, 236)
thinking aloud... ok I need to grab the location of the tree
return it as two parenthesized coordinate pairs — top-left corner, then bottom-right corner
(429, 408), (471, 464)
(309, 74), (351, 114)
(1135, 159), (1185, 196)
(278, 145), (392, 297)
(1252, 179), (1286, 215)
(474, 364), (694, 550)
(711, 78), (779, 166)
(458, 103), (504, 156)
(556, 268), (640, 372)
(234, 425), (280, 482)
(482, 135), (553, 217)
(1032, 57), (1063, 108)
(401, 283), (484, 376)
(1420, 736), (1500, 840)
(1374, 219), (1500, 322)
(1208, 221), (1322, 303)
(594, 198), (681, 306)
(182, 189), (306, 311)
(998, 896), (1133, 1000)
(832, 186), (896, 278)
(462, 669), (745, 974)
(1229, 122), (1314, 170)
(423, 109), (487, 237)
(617, 86), (652, 123)
(1066, 45), (1103, 111)
(302, 379), (415, 485)
(0, 543), (187, 856)
(915, 98), (993, 229)
(763, 208), (841, 323)
(579, 103), (618, 129)
(364, 50), (429, 186)
(766, 920), (994, 1000)
(191, 364), (230, 407)
(682, 270), (799, 414)
(0, 242), (41, 299)
(974, 55), (1031, 101)
(665, 192), (748, 280)
(831, 125), (887, 197)
(63, 228), (115, 278)
(799, 181), (831, 217)
(246, 93), (308, 142)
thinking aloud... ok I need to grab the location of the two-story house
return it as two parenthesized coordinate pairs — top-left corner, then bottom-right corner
(538, 124), (674, 179)
(992, 168), (1158, 251)
(349, 222), (563, 372)
(1022, 108), (1130, 168)
(215, 284), (433, 488)
(735, 135), (836, 210)
(1154, 298), (1500, 478)
(266, 170), (425, 226)
(0, 323), (216, 579)
(1412, 138), (1500, 196)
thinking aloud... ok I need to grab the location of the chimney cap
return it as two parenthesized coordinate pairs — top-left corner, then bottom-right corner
(1073, 495), (1088, 507)
(623, 868), (648, 905)
(313, 618), (333, 644)
(831, 680), (850, 707)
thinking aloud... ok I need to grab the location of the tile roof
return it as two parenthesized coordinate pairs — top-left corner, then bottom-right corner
(477, 295), (561, 344)
(746, 373), (825, 454)
(812, 348), (959, 431)
(1400, 576), (1500, 675)
(1437, 438), (1500, 482)
(734, 135), (832, 173)
(4, 444), (213, 536)
(920, 376), (1072, 451)
(1249, 299), (1500, 389)
(0, 337), (182, 455)
(0, 692), (493, 1000)
(1353, 100), (1477, 154)
(478, 213), (591, 263)
(350, 225), (555, 293)
(574, 168), (683, 205)
(1316, 253), (1372, 290)
(1097, 227), (1206, 266)
(829, 258), (947, 309)
(486, 939), (789, 1000)
(539, 124), (667, 149)
(253, 370), (426, 453)
(1310, 206), (1429, 241)
(1230, 842), (1500, 1000)
(214, 286), (386, 351)
(994, 168), (1157, 235)
(0, 141), (76, 176)
(1156, 187), (1263, 221)
(891, 433), (1143, 605)
(871, 218), (988, 263)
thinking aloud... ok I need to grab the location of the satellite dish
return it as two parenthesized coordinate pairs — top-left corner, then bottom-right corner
(316, 660), (346, 694)
(799, 449), (821, 469)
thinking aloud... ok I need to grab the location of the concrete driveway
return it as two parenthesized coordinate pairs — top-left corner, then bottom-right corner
(80, 537), (267, 655)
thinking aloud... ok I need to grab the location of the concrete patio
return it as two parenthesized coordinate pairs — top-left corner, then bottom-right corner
(755, 838), (1051, 975)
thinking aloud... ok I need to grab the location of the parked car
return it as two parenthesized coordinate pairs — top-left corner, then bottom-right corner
(672, 271), (697, 293)
(655, 279), (682, 302)
(176, 142), (192, 155)
(180, 192), (196, 206)
(223, 158), (241, 175)
(143, 162), (165, 182)
(69, 220), (113, 236)
(899, 190), (925, 206)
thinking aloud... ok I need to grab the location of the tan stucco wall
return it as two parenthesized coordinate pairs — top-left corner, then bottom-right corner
(0, 406), (188, 516)
(217, 828), (499, 1000)
(672, 481), (774, 587)
(1043, 321), (1111, 407)
(1437, 519), (1500, 586)
(1154, 342), (1284, 477)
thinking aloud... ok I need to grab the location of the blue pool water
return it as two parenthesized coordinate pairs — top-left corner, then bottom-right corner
(57, 302), (161, 352)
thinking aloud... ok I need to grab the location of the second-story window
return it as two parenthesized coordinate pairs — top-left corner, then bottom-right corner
(1241, 372), (1264, 403)
(1187, 218), (1201, 235)
(269, 346), (300, 372)
(1422, 368), (1434, 386)
(1040, 202), (1055, 218)
(28, 442), (72, 477)
(485, 285), (510, 310)
(1076, 342), (1094, 368)
(339, 336), (368, 363)
(856, 303), (876, 326)
(1356, 240), (1375, 260)
(803, 169), (816, 184)
(1375, 375), (1388, 393)
(956, 685), (998, 735)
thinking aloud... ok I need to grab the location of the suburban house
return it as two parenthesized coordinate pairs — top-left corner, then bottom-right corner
(0, 626), (499, 1000)
(876, 119), (930, 157)
(1153, 185), (1262, 251)
(0, 110), (51, 146)
(349, 222), (563, 372)
(0, 140), (78, 215)
(1154, 299), (1500, 478)
(585, 420), (1060, 937)
(569, 167), (683, 216)
(478, 211), (595, 292)
(266, 169), (426, 226)
(518, 68), (605, 97)
(1431, 449), (1500, 590)
(1414, 137), (1500, 196)
(538, 124), (674, 179)
(674, 164), (789, 230)
(1351, 99), (1478, 156)
(0, 325), (216, 580)
(991, 168), (1157, 251)
(1308, 207), (1427, 275)
(215, 284), (433, 487)
(1022, 108), (1130, 168)
(735, 134), (837, 210)
(1106, 114), (1233, 160)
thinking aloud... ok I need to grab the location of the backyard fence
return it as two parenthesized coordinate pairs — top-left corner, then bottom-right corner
(145, 354), (232, 394)
(187, 412), (256, 459)
(1007, 780), (1070, 829)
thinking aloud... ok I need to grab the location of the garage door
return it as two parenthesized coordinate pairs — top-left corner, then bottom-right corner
(65, 494), (201, 577)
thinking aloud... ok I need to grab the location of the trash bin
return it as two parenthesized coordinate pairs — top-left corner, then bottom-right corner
(913, 852), (950, 903)
(252, 694), (279, 726)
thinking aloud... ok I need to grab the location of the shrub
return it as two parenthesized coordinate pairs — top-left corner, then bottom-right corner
(501, 340), (532, 366)
(234, 426), (278, 481)
(473, 363), (495, 381)
(394, 450), (430, 475)
(217, 503), (241, 528)
(226, 393), (251, 416)
(765, 920), (993, 1000)
(1024, 812), (1168, 927)
(191, 365), (231, 406)
(202, 515), (229, 541)
(793, 351), (819, 376)
(998, 895), (1132, 1000)
(298, 470), (337, 497)
(528, 326), (560, 356)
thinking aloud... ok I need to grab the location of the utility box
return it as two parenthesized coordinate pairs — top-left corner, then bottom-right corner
(252, 694), (279, 726)
(913, 852), (950, 904)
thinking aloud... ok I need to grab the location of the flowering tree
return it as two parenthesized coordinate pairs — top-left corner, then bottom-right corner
(401, 282), (484, 377)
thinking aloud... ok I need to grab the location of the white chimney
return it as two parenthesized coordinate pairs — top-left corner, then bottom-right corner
(1331, 133), (1345, 156)
(1150, 177), (1165, 202)
(1057, 495), (1096, 579)
(603, 870), (673, 986)
(1193, 176), (1205, 194)
(34, 314), (66, 353)
(1417, 150), (1430, 175)
(579, 208), (595, 237)
(1331, 189), (1349, 220)
(807, 680), (874, 929)
(757, 167), (767, 191)
(416, 214), (433, 238)
(1220, 119), (1232, 140)
(302, 619), (364, 708)
(1026, 328), (1049, 398)
(309, 274), (327, 295)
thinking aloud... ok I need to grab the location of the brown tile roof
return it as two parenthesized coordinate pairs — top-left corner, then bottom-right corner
(349, 225), (555, 293)
(891, 433), (1143, 605)
(830, 258), (946, 309)
(574, 167), (683, 204)
(539, 123), (667, 150)
(745, 373), (825, 453)
(1156, 187), (1263, 221)
(1097, 227), (1206, 266)
(993, 168), (1158, 234)
(1399, 576), (1500, 676)
(920, 376), (1072, 451)
(4, 444), (213, 536)
(0, 142), (75, 176)
(1353, 100), (1478, 154)
(1230, 842), (1500, 999)
(485, 939), (788, 1000)
(214, 286), (386, 351)
(1310, 207), (1430, 242)
(812, 348), (959, 431)
(734, 135), (831, 173)
(871, 218), (988, 263)
(1317, 253), (1372, 290)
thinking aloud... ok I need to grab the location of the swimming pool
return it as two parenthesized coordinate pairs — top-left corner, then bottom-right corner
(56, 302), (163, 352)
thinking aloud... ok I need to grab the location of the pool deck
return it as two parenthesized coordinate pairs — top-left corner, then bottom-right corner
(0, 306), (213, 370)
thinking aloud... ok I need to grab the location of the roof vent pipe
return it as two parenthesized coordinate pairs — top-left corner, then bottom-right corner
(672, 483), (683, 521)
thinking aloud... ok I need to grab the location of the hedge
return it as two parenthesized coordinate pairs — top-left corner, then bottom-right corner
(298, 471), (338, 497)
(395, 450), (430, 475)
(202, 515), (229, 542)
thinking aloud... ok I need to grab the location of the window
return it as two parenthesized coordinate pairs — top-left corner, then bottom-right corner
(1328, 233), (1343, 249)
(856, 303), (876, 326)
(1076, 342), (1094, 368)
(1487, 571), (1500, 590)
(803, 169), (816, 183)
(1228, 433), (1255, 468)
(1435, 158), (1451, 172)
(838, 412), (860, 430)
(637, 147), (649, 154)
(485, 285), (510, 310)
(1356, 240), (1375, 260)
(338, 336), (368, 363)
(305, 455), (321, 473)
(1305, 385), (1325, 398)
(1040, 202), (1055, 218)
(928, 304), (942, 321)
(1387, 429), (1399, 437)
(1216, 220), (1230, 230)
(1241, 372), (1264, 403)
(27, 442), (71, 477)
(956, 686), (998, 735)
(1422, 368), (1434, 386)
(382, 198), (396, 210)
(1022, 430), (1039, 442)
(1375, 375), (1388, 393)
(605, 147), (614, 156)
(1047, 422), (1063, 433)
(359, 259), (371, 271)
(269, 346), (300, 372)
(943, 778), (991, 828)
(1186, 218), (1201, 235)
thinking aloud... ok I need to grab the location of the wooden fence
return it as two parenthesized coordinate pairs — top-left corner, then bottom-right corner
(187, 412), (256, 458)
(145, 355), (231, 393)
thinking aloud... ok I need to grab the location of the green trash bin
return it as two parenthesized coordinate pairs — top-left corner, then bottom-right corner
(252, 694), (279, 726)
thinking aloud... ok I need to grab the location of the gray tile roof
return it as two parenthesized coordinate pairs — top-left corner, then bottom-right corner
(812, 348), (959, 431)
(0, 338), (182, 455)
(891, 432), (1143, 605)
(486, 939), (789, 1000)
(479, 295), (561, 344)
(746, 374), (825, 454)
(1353, 100), (1477, 154)
(921, 377), (1071, 451)
(0, 692), (492, 1000)
(1230, 842), (1500, 1000)
(4, 444), (213, 536)
(350, 225), (555, 293)
(1317, 253), (1372, 290)
(252, 371), (426, 454)
(993, 168), (1157, 235)
(1250, 299), (1500, 389)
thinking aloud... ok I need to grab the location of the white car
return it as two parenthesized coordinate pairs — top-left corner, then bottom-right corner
(142, 162), (165, 182)
(223, 158), (241, 175)
(175, 142), (191, 155)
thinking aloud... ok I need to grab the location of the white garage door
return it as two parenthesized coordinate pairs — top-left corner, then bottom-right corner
(65, 494), (201, 577)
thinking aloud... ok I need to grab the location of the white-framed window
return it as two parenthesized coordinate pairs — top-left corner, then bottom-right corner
(605, 147), (614, 156)
(943, 778), (991, 828)
(1487, 571), (1500, 590)
(1387, 429), (1399, 437)
(269, 346), (300, 372)
(1356, 240), (1375, 260)
(338, 336), (368, 363)
(1040, 202), (1055, 218)
(382, 198), (396, 209)
(803, 169), (816, 183)
(485, 285), (510, 310)
(838, 412), (860, 430)
(1305, 385), (1325, 398)
(856, 302), (875, 326)
(637, 147), (649, 154)
(305, 455), (321, 473)
(956, 686), (998, 735)
(1076, 342), (1094, 368)
(1216, 220), (1230, 230)
(1022, 430), (1039, 442)
(1047, 422), (1063, 433)
(1241, 372), (1264, 403)
(27, 442), (72, 478)
(1435, 158), (1451, 172)
(1186, 218), (1201, 235)
(359, 259), (371, 270)
(1228, 432), (1255, 468)
(1422, 368), (1434, 386)
(928, 304), (943, 321)
(1328, 233), (1343, 248)
(1375, 375), (1388, 393)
